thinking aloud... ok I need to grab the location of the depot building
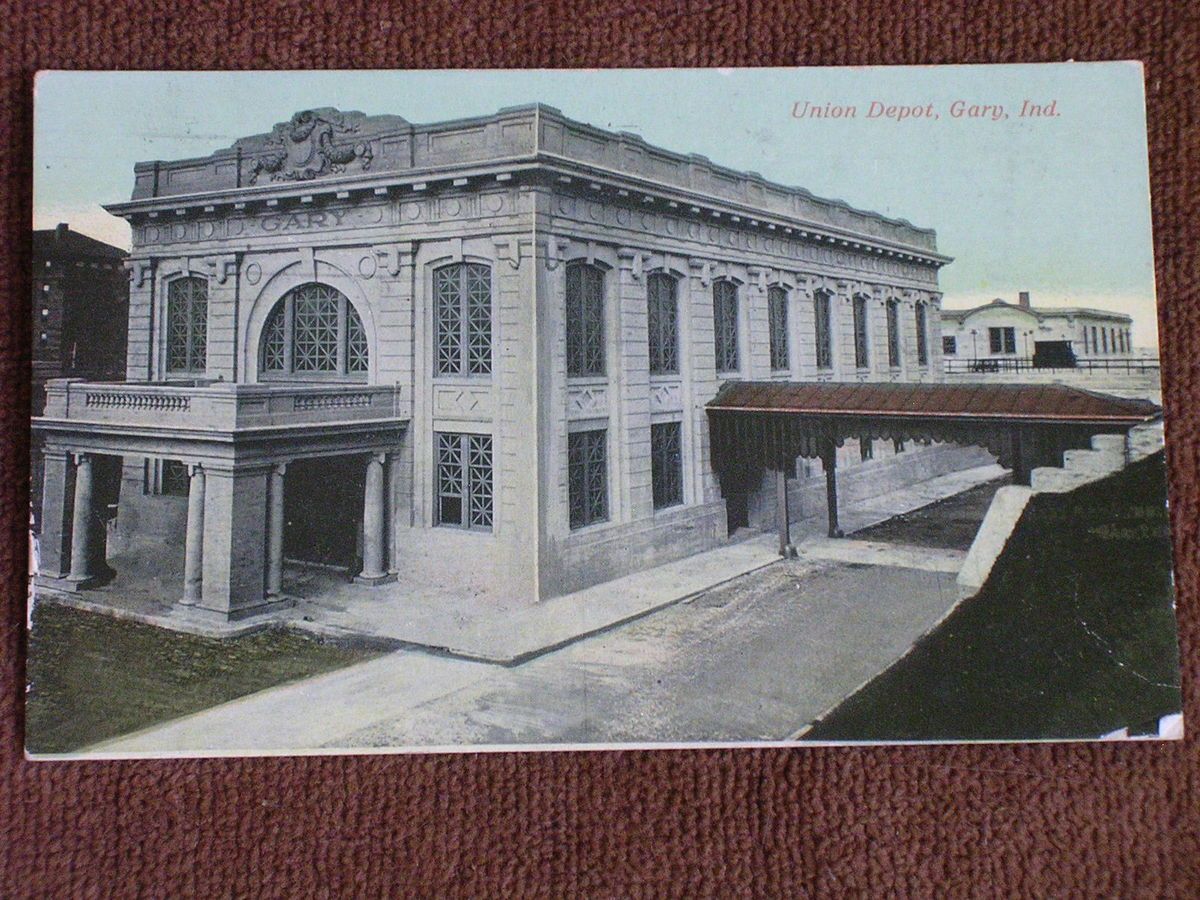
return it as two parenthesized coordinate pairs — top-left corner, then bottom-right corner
(35, 104), (981, 625)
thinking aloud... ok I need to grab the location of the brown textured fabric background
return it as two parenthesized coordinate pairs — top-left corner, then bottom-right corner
(2, 2), (1198, 895)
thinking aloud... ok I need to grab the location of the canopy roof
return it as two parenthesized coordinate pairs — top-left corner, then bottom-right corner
(706, 381), (1158, 427)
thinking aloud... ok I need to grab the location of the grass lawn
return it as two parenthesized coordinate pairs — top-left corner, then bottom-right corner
(25, 603), (382, 754)
(804, 451), (1181, 742)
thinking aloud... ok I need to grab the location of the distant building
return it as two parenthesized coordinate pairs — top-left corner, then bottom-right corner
(940, 292), (1158, 403)
(30, 225), (128, 528)
(31, 224), (128, 415)
(940, 292), (1134, 366)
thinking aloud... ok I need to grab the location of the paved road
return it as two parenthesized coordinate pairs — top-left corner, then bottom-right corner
(95, 554), (961, 754)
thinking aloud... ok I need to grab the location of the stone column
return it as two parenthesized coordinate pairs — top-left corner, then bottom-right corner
(266, 462), (287, 597)
(199, 465), (271, 619)
(68, 453), (95, 583)
(182, 464), (206, 606)
(38, 448), (75, 579)
(356, 452), (392, 585)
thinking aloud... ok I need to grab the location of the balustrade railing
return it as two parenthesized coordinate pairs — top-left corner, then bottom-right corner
(40, 379), (410, 431)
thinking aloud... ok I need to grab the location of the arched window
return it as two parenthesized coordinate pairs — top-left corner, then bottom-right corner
(768, 286), (789, 372)
(434, 262), (492, 376)
(566, 262), (605, 377)
(647, 272), (679, 375)
(713, 280), (739, 374)
(814, 291), (833, 370)
(260, 283), (368, 379)
(166, 276), (208, 374)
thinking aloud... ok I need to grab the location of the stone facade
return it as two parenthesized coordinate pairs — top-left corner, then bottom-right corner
(34, 104), (953, 623)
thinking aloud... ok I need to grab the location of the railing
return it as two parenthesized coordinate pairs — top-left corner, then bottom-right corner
(40, 379), (411, 432)
(943, 356), (1161, 375)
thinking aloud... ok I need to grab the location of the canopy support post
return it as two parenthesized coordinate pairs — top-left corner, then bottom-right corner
(822, 440), (842, 538)
(1010, 427), (1029, 485)
(775, 465), (795, 557)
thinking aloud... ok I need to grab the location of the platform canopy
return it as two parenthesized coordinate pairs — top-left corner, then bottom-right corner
(705, 380), (1160, 545)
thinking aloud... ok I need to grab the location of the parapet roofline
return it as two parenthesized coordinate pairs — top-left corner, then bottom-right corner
(104, 159), (952, 268)
(106, 103), (941, 253)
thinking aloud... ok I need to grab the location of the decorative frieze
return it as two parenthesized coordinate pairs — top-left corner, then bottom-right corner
(552, 195), (940, 287)
(567, 384), (609, 419)
(433, 384), (493, 419)
(650, 382), (683, 413)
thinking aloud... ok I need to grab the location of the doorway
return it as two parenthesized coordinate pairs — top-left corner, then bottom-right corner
(284, 455), (366, 573)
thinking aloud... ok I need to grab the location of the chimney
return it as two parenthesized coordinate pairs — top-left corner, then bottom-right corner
(54, 222), (69, 242)
(1018, 291), (1031, 309)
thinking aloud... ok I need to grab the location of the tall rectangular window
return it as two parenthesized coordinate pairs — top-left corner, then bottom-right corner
(814, 292), (833, 370)
(942, 336), (957, 355)
(713, 281), (739, 374)
(566, 262), (605, 377)
(651, 421), (683, 510)
(989, 326), (1016, 354)
(166, 276), (208, 373)
(886, 300), (901, 368)
(434, 263), (492, 376)
(647, 273), (679, 375)
(915, 302), (929, 366)
(436, 431), (493, 531)
(160, 459), (190, 497)
(1090, 326), (1099, 355)
(852, 295), (869, 369)
(568, 429), (608, 529)
(768, 286), (789, 371)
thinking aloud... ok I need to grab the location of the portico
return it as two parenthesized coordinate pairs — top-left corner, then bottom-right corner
(35, 378), (408, 622)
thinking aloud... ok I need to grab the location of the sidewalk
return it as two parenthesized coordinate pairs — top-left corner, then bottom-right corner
(293, 462), (1006, 663)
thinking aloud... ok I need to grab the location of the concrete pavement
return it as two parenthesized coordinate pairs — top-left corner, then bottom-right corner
(91, 557), (962, 754)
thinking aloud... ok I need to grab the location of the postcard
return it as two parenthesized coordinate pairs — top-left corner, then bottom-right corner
(26, 64), (1180, 757)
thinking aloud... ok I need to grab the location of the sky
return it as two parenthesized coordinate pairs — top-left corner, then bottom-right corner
(33, 64), (1159, 346)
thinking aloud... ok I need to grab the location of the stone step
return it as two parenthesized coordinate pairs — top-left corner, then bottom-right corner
(1090, 433), (1129, 454)
(1062, 448), (1124, 474)
(1030, 466), (1101, 493)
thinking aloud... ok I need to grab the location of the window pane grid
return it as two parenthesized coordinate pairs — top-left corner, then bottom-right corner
(566, 263), (605, 377)
(886, 300), (901, 368)
(568, 429), (608, 529)
(768, 287), (789, 371)
(293, 286), (340, 372)
(915, 302), (929, 366)
(814, 293), (832, 370)
(260, 284), (367, 378)
(434, 267), (464, 375)
(647, 273), (679, 375)
(651, 421), (683, 509)
(852, 296), (869, 369)
(435, 263), (493, 376)
(467, 434), (494, 529)
(346, 309), (368, 373)
(166, 277), (207, 373)
(713, 281), (739, 373)
(436, 432), (493, 532)
(465, 264), (492, 375)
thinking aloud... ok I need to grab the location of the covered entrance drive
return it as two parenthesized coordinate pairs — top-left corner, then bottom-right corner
(33, 379), (409, 623)
(706, 381), (1161, 554)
